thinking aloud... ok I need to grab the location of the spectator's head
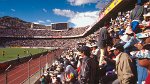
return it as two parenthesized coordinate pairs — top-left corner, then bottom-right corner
(144, 12), (150, 21)
(91, 43), (98, 50)
(110, 43), (124, 56)
(64, 59), (70, 66)
(56, 64), (64, 72)
(55, 60), (59, 66)
(78, 46), (91, 57)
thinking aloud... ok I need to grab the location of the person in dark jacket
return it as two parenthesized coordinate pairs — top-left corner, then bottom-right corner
(98, 27), (110, 66)
(130, 4), (144, 33)
(78, 46), (99, 84)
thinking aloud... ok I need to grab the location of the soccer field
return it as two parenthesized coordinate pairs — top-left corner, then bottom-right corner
(0, 48), (48, 62)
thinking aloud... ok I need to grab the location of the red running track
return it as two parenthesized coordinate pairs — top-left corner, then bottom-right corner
(0, 49), (63, 84)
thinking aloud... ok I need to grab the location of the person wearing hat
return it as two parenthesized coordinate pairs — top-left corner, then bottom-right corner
(122, 26), (142, 55)
(142, 2), (150, 30)
(143, 12), (150, 28)
(136, 44), (150, 84)
(134, 32), (150, 50)
(110, 43), (136, 84)
(91, 43), (100, 61)
(130, 47), (148, 84)
(78, 46), (99, 84)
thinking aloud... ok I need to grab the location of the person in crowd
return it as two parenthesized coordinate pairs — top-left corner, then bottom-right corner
(49, 63), (57, 71)
(64, 59), (77, 84)
(130, 49), (148, 84)
(91, 43), (99, 56)
(98, 27), (110, 66)
(78, 46), (99, 84)
(130, 31), (150, 84)
(130, 3), (144, 33)
(91, 43), (100, 62)
(110, 43), (136, 84)
(143, 12), (150, 29)
(40, 75), (47, 84)
(45, 72), (52, 84)
(98, 46), (117, 84)
(122, 26), (141, 55)
(136, 44), (150, 84)
(51, 73), (59, 84)
(56, 64), (65, 83)
(104, 46), (116, 72)
(134, 30), (150, 50)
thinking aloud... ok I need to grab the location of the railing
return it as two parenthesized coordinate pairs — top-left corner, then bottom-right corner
(0, 49), (63, 84)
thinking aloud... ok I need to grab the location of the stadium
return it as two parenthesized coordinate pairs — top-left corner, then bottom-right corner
(0, 0), (150, 84)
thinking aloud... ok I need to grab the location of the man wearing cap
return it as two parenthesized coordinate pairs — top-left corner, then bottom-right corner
(78, 46), (99, 84)
(110, 44), (136, 84)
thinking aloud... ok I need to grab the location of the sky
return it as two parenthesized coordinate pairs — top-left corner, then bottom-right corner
(0, 0), (111, 27)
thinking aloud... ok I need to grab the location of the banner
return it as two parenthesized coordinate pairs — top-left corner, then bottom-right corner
(104, 0), (123, 15)
(99, 0), (123, 20)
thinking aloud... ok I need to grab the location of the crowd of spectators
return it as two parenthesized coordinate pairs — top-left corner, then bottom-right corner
(0, 38), (87, 48)
(0, 0), (150, 84)
(0, 16), (88, 37)
(0, 27), (88, 37)
(36, 46), (100, 84)
(36, 1), (150, 84)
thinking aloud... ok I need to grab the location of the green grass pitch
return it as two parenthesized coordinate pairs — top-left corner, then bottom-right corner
(0, 48), (48, 62)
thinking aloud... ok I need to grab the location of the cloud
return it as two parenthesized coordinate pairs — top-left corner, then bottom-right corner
(45, 24), (51, 26)
(33, 22), (40, 24)
(38, 20), (45, 23)
(53, 8), (99, 27)
(96, 2), (106, 9)
(33, 20), (52, 25)
(69, 11), (99, 27)
(67, 0), (111, 10)
(42, 8), (47, 13)
(96, 0), (110, 9)
(11, 9), (16, 12)
(53, 8), (75, 17)
(33, 20), (45, 24)
(46, 19), (51, 22)
(67, 0), (99, 6)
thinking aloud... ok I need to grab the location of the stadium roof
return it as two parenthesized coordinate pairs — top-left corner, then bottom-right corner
(82, 0), (137, 36)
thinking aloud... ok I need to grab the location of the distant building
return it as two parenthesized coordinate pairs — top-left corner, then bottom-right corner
(51, 22), (68, 30)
